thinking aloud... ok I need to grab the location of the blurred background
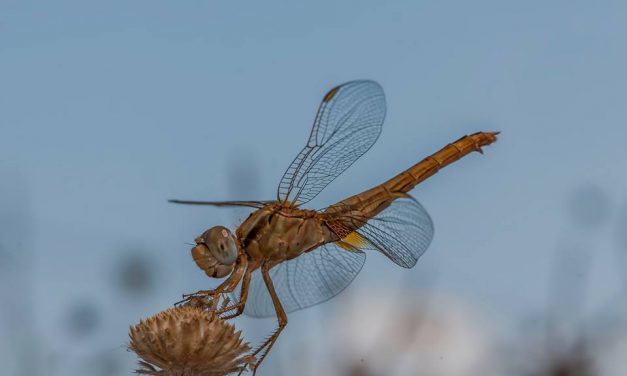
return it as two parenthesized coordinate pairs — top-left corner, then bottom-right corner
(1, 1), (627, 375)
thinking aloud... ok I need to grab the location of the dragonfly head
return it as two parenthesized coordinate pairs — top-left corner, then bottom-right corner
(191, 226), (238, 278)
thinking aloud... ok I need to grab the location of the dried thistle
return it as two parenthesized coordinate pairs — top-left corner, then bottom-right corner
(129, 306), (254, 375)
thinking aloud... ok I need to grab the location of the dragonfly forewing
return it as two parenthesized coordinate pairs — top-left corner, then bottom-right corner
(278, 80), (386, 206)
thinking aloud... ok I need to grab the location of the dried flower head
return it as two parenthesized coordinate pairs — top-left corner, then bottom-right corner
(129, 306), (254, 375)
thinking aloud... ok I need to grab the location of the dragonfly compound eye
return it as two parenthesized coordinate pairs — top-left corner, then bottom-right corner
(191, 226), (238, 278)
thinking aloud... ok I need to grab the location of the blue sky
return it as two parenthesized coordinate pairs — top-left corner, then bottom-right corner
(2, 1), (627, 374)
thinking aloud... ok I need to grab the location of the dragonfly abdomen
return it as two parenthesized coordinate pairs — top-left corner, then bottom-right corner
(325, 132), (498, 225)
(383, 131), (498, 194)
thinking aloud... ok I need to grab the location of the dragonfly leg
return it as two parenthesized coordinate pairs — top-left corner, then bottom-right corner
(177, 255), (248, 307)
(217, 267), (252, 320)
(248, 263), (288, 375)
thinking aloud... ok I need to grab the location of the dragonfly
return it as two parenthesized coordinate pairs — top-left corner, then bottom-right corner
(170, 80), (498, 374)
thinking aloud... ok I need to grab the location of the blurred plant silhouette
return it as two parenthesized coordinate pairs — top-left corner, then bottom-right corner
(112, 249), (157, 297)
(612, 203), (627, 293)
(225, 149), (262, 227)
(327, 287), (497, 376)
(64, 300), (100, 339)
(614, 203), (627, 251)
(567, 183), (611, 229)
(0, 165), (39, 375)
(510, 183), (627, 376)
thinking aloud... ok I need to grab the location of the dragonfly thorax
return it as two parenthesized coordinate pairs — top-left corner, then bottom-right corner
(236, 204), (332, 263)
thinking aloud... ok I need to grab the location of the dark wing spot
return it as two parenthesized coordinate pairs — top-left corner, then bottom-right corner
(323, 86), (340, 102)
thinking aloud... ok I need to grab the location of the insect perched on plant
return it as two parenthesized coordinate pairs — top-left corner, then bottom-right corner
(170, 80), (498, 374)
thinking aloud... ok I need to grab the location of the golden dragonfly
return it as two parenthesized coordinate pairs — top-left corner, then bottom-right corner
(171, 80), (498, 374)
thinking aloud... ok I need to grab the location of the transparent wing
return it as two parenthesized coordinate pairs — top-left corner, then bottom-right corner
(231, 244), (366, 317)
(278, 80), (386, 206)
(335, 196), (434, 268)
